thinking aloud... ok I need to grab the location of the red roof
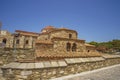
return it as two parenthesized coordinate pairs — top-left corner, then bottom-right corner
(15, 30), (39, 35)
(44, 26), (55, 29)
(15, 30), (39, 36)
(35, 50), (101, 58)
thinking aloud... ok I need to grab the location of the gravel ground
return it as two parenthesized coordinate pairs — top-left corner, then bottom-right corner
(51, 64), (120, 80)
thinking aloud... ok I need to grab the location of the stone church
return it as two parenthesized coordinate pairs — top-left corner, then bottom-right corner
(0, 26), (100, 59)
(1, 26), (120, 80)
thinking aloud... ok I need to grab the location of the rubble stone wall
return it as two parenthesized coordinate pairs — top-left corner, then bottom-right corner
(35, 44), (53, 54)
(0, 35), (36, 49)
(50, 30), (77, 39)
(38, 34), (49, 40)
(53, 40), (85, 53)
(0, 48), (35, 65)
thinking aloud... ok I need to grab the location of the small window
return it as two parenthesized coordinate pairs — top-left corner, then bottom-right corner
(69, 34), (72, 39)
(2, 38), (7, 44)
(66, 42), (71, 51)
(88, 50), (90, 52)
(26, 40), (29, 44)
(16, 39), (19, 44)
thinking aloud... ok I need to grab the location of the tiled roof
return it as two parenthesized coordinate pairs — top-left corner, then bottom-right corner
(43, 26), (55, 29)
(35, 51), (101, 58)
(52, 37), (85, 42)
(20, 33), (39, 37)
(35, 40), (53, 44)
(49, 28), (77, 34)
(41, 26), (57, 33)
(85, 43), (95, 47)
(40, 26), (77, 35)
(15, 30), (39, 36)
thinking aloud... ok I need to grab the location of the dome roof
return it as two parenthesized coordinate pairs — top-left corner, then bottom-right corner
(44, 26), (54, 29)
(41, 26), (55, 33)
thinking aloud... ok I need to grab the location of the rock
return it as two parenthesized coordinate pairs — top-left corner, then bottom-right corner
(2, 55), (7, 57)
(19, 50), (24, 54)
(4, 51), (10, 54)
(0, 61), (3, 65)
(16, 75), (28, 79)
(60, 71), (64, 74)
(21, 71), (32, 76)
(19, 55), (26, 59)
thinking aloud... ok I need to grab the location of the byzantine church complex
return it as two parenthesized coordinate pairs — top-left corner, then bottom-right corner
(0, 26), (100, 60)
(1, 26), (120, 80)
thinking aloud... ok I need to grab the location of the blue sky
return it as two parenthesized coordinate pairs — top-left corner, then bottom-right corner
(0, 0), (120, 42)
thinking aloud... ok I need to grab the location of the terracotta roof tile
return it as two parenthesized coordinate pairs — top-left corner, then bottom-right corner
(15, 30), (39, 36)
(41, 26), (56, 33)
(40, 26), (77, 35)
(85, 43), (95, 47)
(44, 26), (55, 29)
(52, 37), (85, 42)
(20, 33), (38, 37)
(35, 50), (101, 58)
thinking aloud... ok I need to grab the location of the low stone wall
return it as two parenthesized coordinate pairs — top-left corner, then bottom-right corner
(1, 57), (120, 80)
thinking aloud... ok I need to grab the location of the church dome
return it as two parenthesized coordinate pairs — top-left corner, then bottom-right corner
(41, 26), (55, 33)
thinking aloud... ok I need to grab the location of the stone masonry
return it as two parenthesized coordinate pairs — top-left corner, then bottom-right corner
(1, 26), (120, 80)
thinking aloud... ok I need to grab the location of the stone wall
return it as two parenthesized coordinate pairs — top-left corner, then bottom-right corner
(1, 57), (120, 80)
(38, 34), (49, 40)
(49, 30), (77, 39)
(0, 36), (12, 48)
(35, 43), (53, 56)
(0, 35), (36, 49)
(13, 36), (36, 49)
(53, 40), (85, 53)
(38, 30), (77, 41)
(0, 48), (35, 65)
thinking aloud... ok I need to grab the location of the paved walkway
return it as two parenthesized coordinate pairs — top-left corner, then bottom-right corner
(50, 64), (120, 80)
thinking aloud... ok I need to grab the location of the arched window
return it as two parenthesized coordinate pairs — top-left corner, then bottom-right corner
(66, 42), (71, 51)
(72, 43), (77, 52)
(69, 34), (72, 39)
(16, 39), (19, 44)
(2, 38), (7, 44)
(26, 40), (29, 44)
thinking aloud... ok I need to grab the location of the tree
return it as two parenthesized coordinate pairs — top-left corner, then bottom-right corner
(88, 39), (120, 53)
